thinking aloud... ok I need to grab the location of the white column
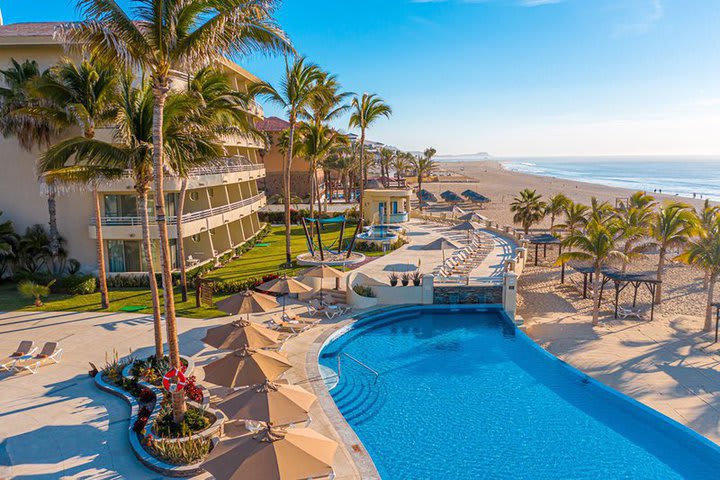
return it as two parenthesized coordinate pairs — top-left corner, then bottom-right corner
(503, 272), (518, 320)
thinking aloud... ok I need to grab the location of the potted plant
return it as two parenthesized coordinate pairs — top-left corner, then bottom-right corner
(388, 272), (399, 287)
(400, 272), (410, 287)
(411, 270), (423, 286)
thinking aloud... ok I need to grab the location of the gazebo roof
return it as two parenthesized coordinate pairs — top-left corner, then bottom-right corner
(527, 233), (561, 245)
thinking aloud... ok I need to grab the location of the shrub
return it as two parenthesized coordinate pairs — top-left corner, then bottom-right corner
(138, 387), (156, 404)
(154, 406), (209, 437)
(55, 274), (97, 295)
(353, 285), (376, 298)
(147, 434), (212, 465)
(185, 376), (203, 403)
(106, 274), (150, 289)
(66, 259), (81, 275)
(18, 279), (55, 306)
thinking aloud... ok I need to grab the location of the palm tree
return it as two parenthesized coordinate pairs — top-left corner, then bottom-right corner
(34, 57), (119, 308)
(649, 202), (697, 304)
(0, 59), (64, 271)
(614, 195), (654, 273)
(378, 147), (396, 185)
(297, 123), (347, 218)
(557, 219), (627, 326)
(63, 0), (290, 422)
(694, 199), (720, 288)
(545, 193), (570, 232)
(411, 148), (437, 211)
(0, 212), (19, 279)
(510, 189), (546, 235)
(176, 66), (254, 301)
(677, 216), (720, 332)
(252, 57), (323, 266)
(557, 201), (589, 236)
(348, 93), (392, 221)
(589, 197), (614, 224)
(392, 153), (410, 183)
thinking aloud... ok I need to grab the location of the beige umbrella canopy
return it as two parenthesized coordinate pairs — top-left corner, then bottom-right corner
(257, 275), (313, 314)
(202, 320), (282, 351)
(302, 266), (346, 302)
(203, 348), (292, 388)
(216, 380), (317, 426)
(215, 289), (279, 319)
(201, 426), (337, 480)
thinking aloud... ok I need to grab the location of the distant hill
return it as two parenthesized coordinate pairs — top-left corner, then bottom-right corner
(436, 152), (492, 160)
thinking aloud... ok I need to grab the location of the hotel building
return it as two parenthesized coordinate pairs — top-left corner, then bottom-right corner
(0, 22), (267, 273)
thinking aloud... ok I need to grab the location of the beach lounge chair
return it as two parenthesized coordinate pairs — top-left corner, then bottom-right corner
(12, 342), (63, 374)
(618, 306), (643, 320)
(1, 340), (37, 372)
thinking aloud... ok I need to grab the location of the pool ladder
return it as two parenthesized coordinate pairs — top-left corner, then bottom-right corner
(337, 353), (380, 384)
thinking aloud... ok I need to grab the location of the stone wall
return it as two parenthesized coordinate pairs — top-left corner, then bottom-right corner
(434, 285), (503, 305)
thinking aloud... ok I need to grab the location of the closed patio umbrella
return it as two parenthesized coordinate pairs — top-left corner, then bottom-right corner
(201, 425), (338, 480)
(202, 319), (282, 351)
(257, 275), (313, 315)
(302, 266), (346, 302)
(203, 347), (292, 388)
(216, 380), (317, 426)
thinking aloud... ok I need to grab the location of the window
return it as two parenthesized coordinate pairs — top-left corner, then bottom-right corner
(106, 240), (142, 272)
(192, 234), (201, 243)
(189, 191), (199, 202)
(104, 195), (138, 217)
(208, 188), (215, 198)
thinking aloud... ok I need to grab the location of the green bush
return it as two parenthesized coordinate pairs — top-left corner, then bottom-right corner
(56, 275), (97, 295)
(106, 274), (150, 289)
(353, 284), (376, 298)
(147, 435), (211, 465)
(154, 406), (210, 437)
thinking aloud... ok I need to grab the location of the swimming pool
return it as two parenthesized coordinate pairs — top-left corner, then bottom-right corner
(319, 306), (720, 479)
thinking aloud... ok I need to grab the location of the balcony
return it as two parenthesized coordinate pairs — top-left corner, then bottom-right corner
(90, 193), (266, 239)
(97, 158), (265, 192)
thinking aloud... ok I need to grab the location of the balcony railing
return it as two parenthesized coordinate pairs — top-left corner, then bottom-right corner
(387, 212), (409, 223)
(94, 193), (264, 226)
(114, 157), (263, 179)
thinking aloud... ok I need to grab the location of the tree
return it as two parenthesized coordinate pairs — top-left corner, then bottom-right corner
(0, 59), (64, 272)
(378, 147), (396, 185)
(392, 152), (410, 182)
(64, 0), (290, 422)
(34, 57), (119, 308)
(545, 193), (570, 232)
(649, 202), (696, 304)
(18, 279), (55, 307)
(677, 215), (720, 332)
(411, 148), (437, 211)
(510, 189), (546, 235)
(348, 93), (392, 221)
(297, 123), (347, 218)
(252, 57), (323, 266)
(557, 219), (627, 326)
(614, 193), (654, 273)
(556, 201), (589, 236)
(0, 212), (19, 278)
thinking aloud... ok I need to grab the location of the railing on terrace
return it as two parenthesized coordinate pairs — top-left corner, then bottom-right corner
(114, 157), (263, 179)
(93, 193), (264, 226)
(434, 275), (504, 286)
(387, 212), (409, 223)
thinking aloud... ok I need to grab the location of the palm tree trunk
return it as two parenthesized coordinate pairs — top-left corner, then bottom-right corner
(315, 169), (322, 220)
(327, 171), (333, 205)
(418, 177), (423, 212)
(47, 183), (60, 273)
(655, 248), (666, 304)
(93, 186), (109, 309)
(152, 82), (185, 422)
(139, 190), (163, 358)
(284, 120), (295, 266)
(177, 178), (189, 302)
(358, 130), (366, 222)
(592, 265), (601, 326)
(704, 274), (716, 332)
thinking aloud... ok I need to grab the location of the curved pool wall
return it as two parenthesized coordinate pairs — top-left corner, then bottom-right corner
(318, 305), (720, 479)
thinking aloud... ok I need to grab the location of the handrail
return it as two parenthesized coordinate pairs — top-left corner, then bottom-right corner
(94, 193), (264, 226)
(339, 353), (380, 382)
(114, 158), (264, 179)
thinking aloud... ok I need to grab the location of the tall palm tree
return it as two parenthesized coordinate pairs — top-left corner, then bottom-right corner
(297, 123), (347, 218)
(677, 216), (720, 332)
(557, 219), (627, 326)
(649, 202), (696, 304)
(510, 189), (546, 235)
(392, 153), (410, 183)
(411, 148), (437, 212)
(589, 197), (614, 224)
(252, 57), (323, 265)
(614, 194), (654, 273)
(63, 0), (290, 422)
(545, 193), (570, 232)
(175, 66), (255, 301)
(694, 199), (720, 288)
(378, 147), (396, 185)
(0, 59), (64, 271)
(348, 93), (392, 221)
(33, 57), (119, 308)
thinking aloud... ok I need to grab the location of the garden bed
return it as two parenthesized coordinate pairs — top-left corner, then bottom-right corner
(94, 353), (224, 477)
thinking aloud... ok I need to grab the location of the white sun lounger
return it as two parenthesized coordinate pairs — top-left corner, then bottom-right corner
(12, 342), (63, 374)
(1, 340), (37, 372)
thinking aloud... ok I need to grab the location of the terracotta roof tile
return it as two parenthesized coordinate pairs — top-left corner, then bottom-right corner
(0, 22), (66, 38)
(255, 116), (290, 132)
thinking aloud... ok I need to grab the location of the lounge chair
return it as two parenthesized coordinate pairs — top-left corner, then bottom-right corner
(267, 315), (312, 334)
(618, 306), (643, 320)
(1, 340), (37, 372)
(13, 342), (63, 374)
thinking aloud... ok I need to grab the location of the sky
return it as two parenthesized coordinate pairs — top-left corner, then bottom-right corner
(2, 0), (720, 157)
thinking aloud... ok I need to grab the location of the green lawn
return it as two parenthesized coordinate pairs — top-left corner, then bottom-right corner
(0, 224), (379, 318)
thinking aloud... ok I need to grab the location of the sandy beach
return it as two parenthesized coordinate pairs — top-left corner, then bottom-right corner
(419, 159), (720, 443)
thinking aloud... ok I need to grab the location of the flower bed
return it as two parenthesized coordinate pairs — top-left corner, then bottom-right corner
(94, 352), (224, 477)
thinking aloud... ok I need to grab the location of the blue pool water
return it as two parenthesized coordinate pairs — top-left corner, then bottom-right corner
(319, 307), (720, 479)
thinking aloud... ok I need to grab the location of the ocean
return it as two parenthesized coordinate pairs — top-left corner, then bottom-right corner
(439, 156), (720, 202)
